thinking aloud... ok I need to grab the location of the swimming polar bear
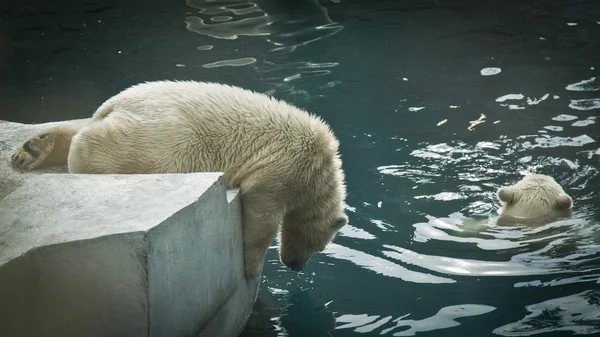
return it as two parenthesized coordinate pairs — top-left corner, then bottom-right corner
(10, 80), (349, 278)
(496, 173), (573, 225)
(448, 174), (573, 234)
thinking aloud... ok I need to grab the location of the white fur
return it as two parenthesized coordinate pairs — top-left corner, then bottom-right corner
(11, 80), (349, 278)
(497, 174), (572, 224)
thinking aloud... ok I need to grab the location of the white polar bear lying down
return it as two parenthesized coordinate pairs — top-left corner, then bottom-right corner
(10, 80), (349, 278)
(496, 173), (573, 225)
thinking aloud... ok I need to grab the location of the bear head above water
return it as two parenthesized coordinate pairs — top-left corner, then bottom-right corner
(496, 174), (573, 225)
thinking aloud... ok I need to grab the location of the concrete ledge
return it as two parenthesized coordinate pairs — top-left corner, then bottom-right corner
(0, 172), (259, 337)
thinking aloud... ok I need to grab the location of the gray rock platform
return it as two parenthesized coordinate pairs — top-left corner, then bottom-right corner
(0, 120), (260, 337)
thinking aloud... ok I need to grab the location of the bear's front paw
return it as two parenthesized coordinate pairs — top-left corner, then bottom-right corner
(11, 133), (55, 171)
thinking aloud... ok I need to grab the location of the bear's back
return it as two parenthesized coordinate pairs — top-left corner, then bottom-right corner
(94, 81), (314, 130)
(88, 81), (341, 185)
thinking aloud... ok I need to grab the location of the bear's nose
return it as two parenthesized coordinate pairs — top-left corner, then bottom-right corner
(283, 260), (306, 272)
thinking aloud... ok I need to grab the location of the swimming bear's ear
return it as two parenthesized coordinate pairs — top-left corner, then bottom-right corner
(556, 193), (573, 210)
(497, 186), (514, 204)
(332, 214), (348, 230)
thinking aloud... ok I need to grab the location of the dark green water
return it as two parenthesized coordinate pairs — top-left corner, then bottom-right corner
(1, 0), (599, 336)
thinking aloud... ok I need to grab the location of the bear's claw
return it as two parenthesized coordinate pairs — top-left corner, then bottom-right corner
(10, 133), (54, 171)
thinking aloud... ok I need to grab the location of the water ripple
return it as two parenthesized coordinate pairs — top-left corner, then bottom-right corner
(494, 93), (553, 110)
(185, 0), (342, 47)
(382, 236), (600, 277)
(566, 77), (599, 91)
(323, 244), (456, 284)
(185, 0), (343, 100)
(201, 57), (257, 68)
(378, 136), (598, 197)
(569, 98), (600, 111)
(335, 304), (497, 336)
(493, 290), (600, 336)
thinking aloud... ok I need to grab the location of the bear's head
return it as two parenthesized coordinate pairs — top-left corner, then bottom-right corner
(279, 212), (348, 272)
(496, 174), (572, 222)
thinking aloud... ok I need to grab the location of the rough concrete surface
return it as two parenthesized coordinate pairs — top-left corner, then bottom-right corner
(196, 190), (261, 337)
(0, 120), (260, 337)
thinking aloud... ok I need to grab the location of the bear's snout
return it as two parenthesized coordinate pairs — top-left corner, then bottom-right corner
(283, 259), (307, 272)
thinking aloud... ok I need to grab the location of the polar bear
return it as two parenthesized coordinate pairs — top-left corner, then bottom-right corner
(444, 173), (573, 235)
(10, 80), (349, 278)
(496, 173), (573, 225)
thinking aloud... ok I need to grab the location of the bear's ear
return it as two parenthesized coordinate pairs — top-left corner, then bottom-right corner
(332, 215), (348, 230)
(556, 193), (573, 210)
(497, 186), (514, 204)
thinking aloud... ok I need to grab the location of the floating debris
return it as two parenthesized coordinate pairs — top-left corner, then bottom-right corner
(468, 114), (486, 131)
(437, 119), (448, 126)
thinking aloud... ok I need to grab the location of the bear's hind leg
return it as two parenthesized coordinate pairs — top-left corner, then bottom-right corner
(67, 121), (129, 174)
(11, 120), (89, 171)
(240, 193), (284, 278)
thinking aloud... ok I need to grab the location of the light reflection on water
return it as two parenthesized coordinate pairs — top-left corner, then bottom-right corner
(493, 290), (600, 336)
(182, 1), (600, 336)
(185, 0), (342, 48)
(332, 290), (600, 337)
(337, 304), (496, 336)
(323, 243), (456, 284)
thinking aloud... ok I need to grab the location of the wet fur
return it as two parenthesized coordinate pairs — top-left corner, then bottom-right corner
(496, 174), (572, 225)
